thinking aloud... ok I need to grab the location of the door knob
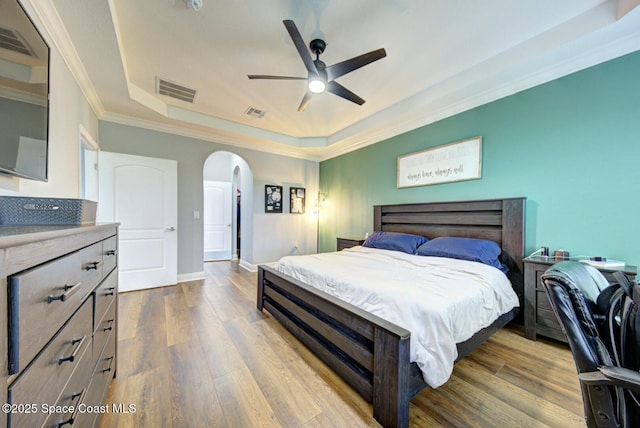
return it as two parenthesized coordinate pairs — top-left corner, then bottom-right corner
(165, 227), (176, 232)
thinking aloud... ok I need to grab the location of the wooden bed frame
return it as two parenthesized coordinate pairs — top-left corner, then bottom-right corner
(257, 197), (526, 428)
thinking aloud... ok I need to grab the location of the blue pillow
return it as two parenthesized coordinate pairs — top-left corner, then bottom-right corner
(414, 237), (508, 274)
(363, 231), (427, 254)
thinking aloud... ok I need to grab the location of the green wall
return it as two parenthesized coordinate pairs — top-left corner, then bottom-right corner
(319, 50), (640, 267)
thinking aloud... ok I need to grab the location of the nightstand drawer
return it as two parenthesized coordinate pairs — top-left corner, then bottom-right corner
(536, 290), (554, 312)
(536, 305), (561, 330)
(536, 289), (563, 333)
(535, 270), (545, 290)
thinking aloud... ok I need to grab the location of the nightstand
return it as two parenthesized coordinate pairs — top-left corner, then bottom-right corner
(337, 237), (366, 251)
(523, 256), (637, 342)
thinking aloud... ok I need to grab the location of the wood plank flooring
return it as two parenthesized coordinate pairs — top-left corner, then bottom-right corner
(100, 261), (585, 428)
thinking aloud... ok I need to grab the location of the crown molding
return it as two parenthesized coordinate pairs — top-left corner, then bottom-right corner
(100, 112), (321, 162)
(319, 30), (640, 161)
(0, 86), (46, 106)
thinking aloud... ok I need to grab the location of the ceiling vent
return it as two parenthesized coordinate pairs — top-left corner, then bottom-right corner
(156, 77), (197, 103)
(244, 107), (266, 119)
(0, 26), (35, 57)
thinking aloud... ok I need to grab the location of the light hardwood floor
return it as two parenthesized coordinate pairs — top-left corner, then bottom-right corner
(100, 261), (585, 428)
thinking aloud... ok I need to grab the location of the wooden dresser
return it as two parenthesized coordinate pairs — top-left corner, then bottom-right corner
(0, 223), (118, 428)
(523, 256), (637, 342)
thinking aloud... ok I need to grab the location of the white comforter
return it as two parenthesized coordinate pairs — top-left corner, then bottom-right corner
(274, 246), (519, 388)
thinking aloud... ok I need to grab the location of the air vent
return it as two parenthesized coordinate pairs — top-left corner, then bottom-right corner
(0, 26), (35, 57)
(156, 77), (197, 103)
(245, 107), (266, 119)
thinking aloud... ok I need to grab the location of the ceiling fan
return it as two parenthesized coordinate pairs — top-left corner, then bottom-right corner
(248, 20), (387, 112)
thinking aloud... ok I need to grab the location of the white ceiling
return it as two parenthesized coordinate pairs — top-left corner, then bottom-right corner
(27, 0), (640, 160)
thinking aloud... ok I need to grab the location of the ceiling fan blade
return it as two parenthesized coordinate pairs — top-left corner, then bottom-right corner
(325, 48), (387, 81)
(298, 91), (313, 112)
(326, 81), (365, 106)
(248, 75), (307, 80)
(283, 20), (319, 76)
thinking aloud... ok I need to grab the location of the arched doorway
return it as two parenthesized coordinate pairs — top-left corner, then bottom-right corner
(203, 151), (253, 266)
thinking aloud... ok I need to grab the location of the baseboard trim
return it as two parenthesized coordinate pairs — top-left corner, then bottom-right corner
(177, 271), (206, 283)
(238, 259), (257, 272)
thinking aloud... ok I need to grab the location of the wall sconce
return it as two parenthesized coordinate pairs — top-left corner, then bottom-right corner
(316, 192), (329, 253)
(313, 192), (328, 215)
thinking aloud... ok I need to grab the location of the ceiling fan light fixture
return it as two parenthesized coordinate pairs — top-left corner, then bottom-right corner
(308, 78), (326, 94)
(248, 20), (386, 110)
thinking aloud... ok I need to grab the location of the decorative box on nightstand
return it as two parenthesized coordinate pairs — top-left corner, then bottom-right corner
(523, 256), (637, 342)
(336, 237), (365, 251)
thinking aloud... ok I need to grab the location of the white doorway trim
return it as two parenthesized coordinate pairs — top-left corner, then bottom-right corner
(79, 125), (98, 201)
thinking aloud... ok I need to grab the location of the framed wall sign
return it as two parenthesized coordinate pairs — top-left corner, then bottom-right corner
(397, 136), (482, 188)
(265, 185), (283, 213)
(290, 187), (305, 214)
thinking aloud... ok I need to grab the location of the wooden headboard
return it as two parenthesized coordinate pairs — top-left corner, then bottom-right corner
(373, 197), (526, 305)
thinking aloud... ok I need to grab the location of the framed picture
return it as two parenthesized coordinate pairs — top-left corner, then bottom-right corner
(265, 185), (283, 213)
(397, 136), (482, 188)
(290, 187), (305, 214)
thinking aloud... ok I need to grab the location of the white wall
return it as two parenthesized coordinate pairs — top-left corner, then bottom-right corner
(0, 0), (98, 197)
(253, 158), (319, 264)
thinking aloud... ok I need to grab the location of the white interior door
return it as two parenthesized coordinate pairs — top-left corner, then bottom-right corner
(98, 152), (178, 292)
(203, 180), (232, 261)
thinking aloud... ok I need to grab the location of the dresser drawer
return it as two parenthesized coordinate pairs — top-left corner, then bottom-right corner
(94, 269), (117, 332)
(94, 299), (116, 361)
(8, 299), (92, 428)
(79, 240), (106, 291)
(40, 333), (94, 428)
(102, 235), (118, 276)
(8, 241), (103, 374)
(85, 329), (116, 420)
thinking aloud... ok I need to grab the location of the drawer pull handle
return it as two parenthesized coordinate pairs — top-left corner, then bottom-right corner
(105, 287), (116, 296)
(103, 318), (115, 332)
(58, 387), (87, 427)
(58, 336), (87, 365)
(47, 281), (81, 304)
(85, 260), (104, 271)
(101, 355), (115, 373)
(105, 249), (117, 256)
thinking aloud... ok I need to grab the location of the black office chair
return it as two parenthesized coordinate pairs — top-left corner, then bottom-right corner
(540, 261), (640, 427)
